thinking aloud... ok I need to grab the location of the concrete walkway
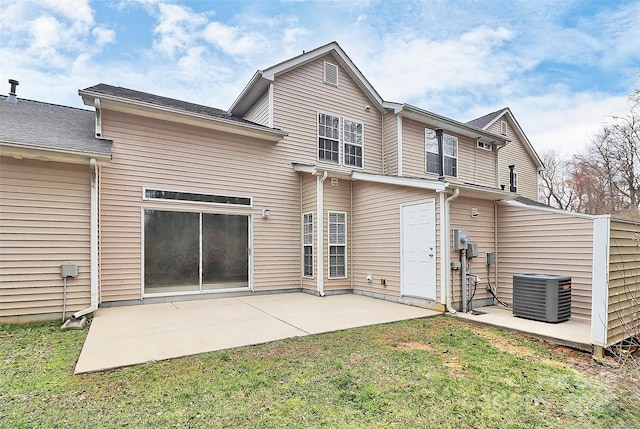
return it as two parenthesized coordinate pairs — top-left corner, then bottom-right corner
(75, 293), (441, 374)
(455, 305), (592, 351)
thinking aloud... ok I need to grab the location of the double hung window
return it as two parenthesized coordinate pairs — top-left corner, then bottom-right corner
(303, 213), (313, 277)
(318, 113), (364, 168)
(328, 212), (347, 278)
(343, 120), (363, 168)
(425, 129), (458, 177)
(318, 113), (340, 163)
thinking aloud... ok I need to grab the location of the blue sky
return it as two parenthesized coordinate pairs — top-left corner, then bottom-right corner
(1, 0), (638, 155)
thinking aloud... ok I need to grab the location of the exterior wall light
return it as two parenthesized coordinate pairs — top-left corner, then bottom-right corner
(262, 209), (271, 219)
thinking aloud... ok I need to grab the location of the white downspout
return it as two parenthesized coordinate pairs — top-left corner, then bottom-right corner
(316, 171), (328, 296)
(444, 188), (460, 314)
(73, 158), (99, 319)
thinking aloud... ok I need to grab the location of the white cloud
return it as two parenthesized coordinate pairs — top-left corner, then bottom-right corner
(202, 21), (267, 56)
(152, 3), (208, 57)
(283, 27), (310, 44)
(41, 0), (94, 26)
(366, 26), (515, 102)
(92, 26), (116, 46)
(464, 90), (634, 157)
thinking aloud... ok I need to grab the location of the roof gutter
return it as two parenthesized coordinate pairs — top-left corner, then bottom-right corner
(79, 89), (287, 143)
(0, 141), (111, 165)
(442, 188), (460, 314)
(317, 171), (329, 297)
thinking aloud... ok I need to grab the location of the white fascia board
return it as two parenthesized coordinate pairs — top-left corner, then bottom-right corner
(293, 164), (317, 174)
(0, 141), (111, 165)
(382, 102), (404, 114)
(400, 104), (508, 143)
(591, 216), (611, 347)
(80, 90), (287, 143)
(485, 109), (543, 169)
(351, 171), (447, 192)
(498, 200), (598, 219)
(262, 42), (384, 111)
(228, 71), (269, 114)
(478, 108), (510, 130)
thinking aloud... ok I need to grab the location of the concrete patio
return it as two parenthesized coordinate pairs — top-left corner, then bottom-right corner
(455, 305), (592, 351)
(75, 293), (441, 374)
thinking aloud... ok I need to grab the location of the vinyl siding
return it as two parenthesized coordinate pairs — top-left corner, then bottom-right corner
(0, 157), (91, 320)
(272, 54), (383, 175)
(449, 198), (496, 306)
(496, 203), (594, 319)
(383, 111), (398, 175)
(301, 173), (316, 292)
(98, 109), (301, 302)
(607, 218), (640, 345)
(244, 91), (270, 126)
(351, 181), (440, 301)
(401, 118), (497, 187)
(487, 118), (539, 200)
(323, 178), (352, 291)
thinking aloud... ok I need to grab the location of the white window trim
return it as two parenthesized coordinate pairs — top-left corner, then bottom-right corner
(142, 187), (253, 208)
(327, 211), (347, 279)
(512, 171), (519, 193)
(424, 128), (458, 177)
(477, 141), (492, 151)
(425, 128), (438, 175)
(317, 112), (341, 164)
(141, 207), (253, 298)
(443, 133), (458, 178)
(343, 117), (365, 169)
(302, 212), (314, 278)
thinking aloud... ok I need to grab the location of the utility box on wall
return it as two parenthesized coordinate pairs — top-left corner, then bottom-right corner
(452, 229), (468, 250)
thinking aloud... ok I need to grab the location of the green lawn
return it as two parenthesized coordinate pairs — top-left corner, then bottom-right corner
(1, 316), (638, 428)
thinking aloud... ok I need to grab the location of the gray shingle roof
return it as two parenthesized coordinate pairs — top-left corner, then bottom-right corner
(83, 84), (260, 126)
(0, 95), (112, 155)
(466, 109), (506, 129)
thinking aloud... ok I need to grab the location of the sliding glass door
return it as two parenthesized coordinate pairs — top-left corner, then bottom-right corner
(144, 210), (249, 295)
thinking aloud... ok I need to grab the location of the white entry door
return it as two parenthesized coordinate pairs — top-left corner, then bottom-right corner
(401, 200), (436, 299)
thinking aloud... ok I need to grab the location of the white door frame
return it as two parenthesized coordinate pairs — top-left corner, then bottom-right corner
(400, 199), (437, 300)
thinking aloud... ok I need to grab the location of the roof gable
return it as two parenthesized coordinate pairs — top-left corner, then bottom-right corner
(230, 41), (384, 116)
(467, 107), (544, 170)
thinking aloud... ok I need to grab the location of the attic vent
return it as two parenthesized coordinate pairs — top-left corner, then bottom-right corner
(500, 120), (508, 135)
(324, 62), (338, 86)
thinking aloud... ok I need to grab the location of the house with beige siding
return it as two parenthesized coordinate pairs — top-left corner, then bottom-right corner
(0, 93), (111, 321)
(1, 42), (638, 354)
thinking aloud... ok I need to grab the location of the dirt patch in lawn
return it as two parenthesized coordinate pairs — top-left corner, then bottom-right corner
(393, 340), (433, 351)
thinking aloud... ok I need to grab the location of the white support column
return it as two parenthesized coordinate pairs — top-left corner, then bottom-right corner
(591, 216), (610, 348)
(397, 115), (403, 176)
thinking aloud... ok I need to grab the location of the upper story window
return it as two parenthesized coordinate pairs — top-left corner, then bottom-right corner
(318, 113), (340, 163)
(343, 119), (363, 168)
(318, 113), (364, 168)
(425, 129), (458, 177)
(425, 129), (439, 174)
(443, 134), (458, 177)
(477, 141), (492, 151)
(500, 120), (508, 135)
